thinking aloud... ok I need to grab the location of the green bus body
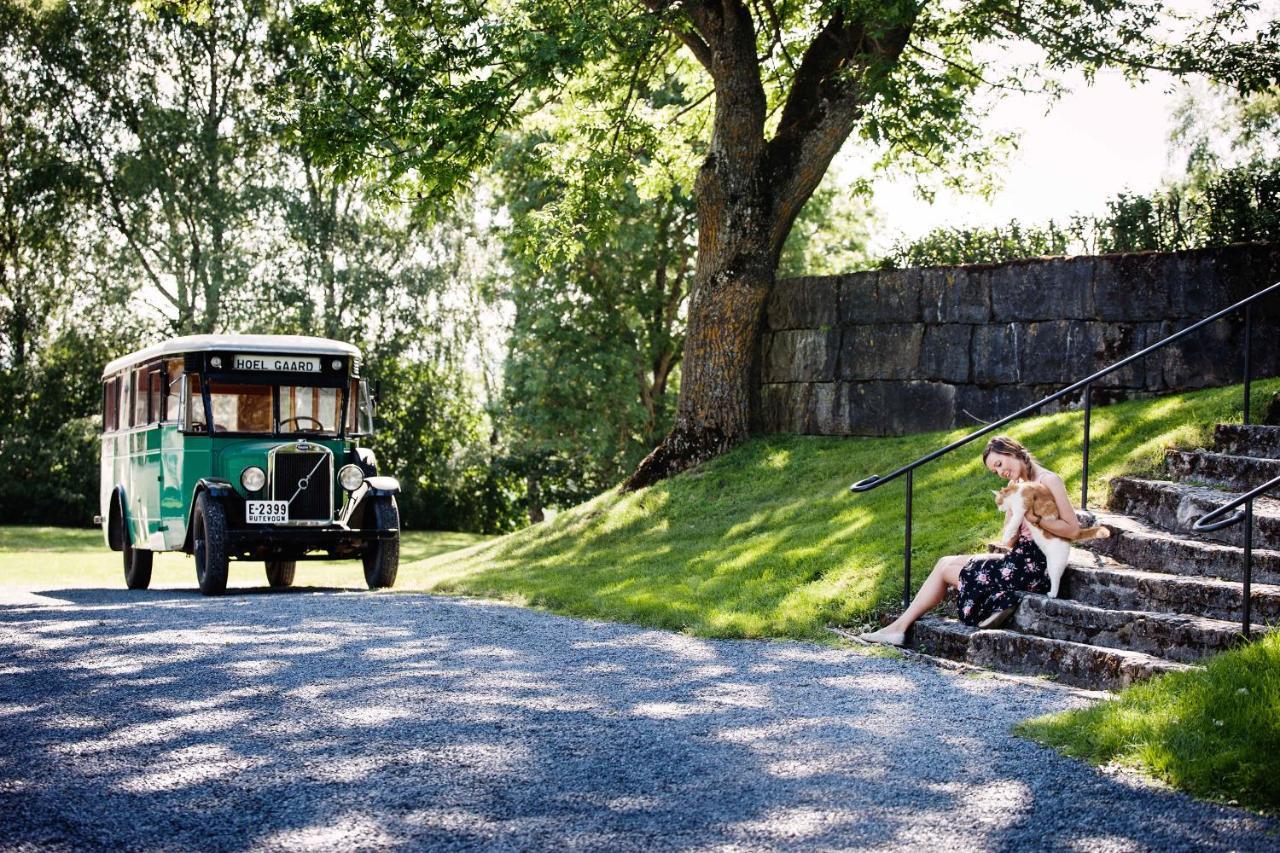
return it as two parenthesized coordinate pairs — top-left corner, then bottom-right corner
(98, 335), (399, 594)
(101, 431), (348, 552)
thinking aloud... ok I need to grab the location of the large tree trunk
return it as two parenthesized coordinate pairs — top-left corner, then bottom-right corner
(624, 3), (916, 491)
(624, 1), (771, 490)
(623, 195), (775, 488)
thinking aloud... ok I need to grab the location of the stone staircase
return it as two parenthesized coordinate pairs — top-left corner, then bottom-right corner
(901, 423), (1280, 691)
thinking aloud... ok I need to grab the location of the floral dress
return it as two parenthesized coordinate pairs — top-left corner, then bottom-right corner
(956, 535), (1050, 626)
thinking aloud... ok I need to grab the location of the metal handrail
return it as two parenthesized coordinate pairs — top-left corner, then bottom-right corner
(849, 277), (1280, 630)
(1191, 472), (1280, 638)
(1191, 474), (1280, 533)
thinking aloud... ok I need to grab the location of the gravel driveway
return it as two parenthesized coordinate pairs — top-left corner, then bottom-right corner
(1, 588), (1276, 852)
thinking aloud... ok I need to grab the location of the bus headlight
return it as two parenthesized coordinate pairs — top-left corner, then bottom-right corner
(338, 464), (365, 492)
(240, 466), (266, 492)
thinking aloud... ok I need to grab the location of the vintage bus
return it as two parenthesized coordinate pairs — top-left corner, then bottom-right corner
(98, 334), (400, 595)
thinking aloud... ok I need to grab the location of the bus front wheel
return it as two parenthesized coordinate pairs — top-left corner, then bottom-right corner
(265, 560), (295, 588)
(362, 496), (400, 590)
(193, 493), (229, 596)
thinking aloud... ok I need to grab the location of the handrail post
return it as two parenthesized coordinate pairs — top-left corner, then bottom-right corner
(1081, 383), (1092, 508)
(1243, 303), (1253, 425)
(1243, 498), (1253, 638)
(903, 470), (914, 610)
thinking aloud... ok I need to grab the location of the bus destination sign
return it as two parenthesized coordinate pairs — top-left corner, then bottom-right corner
(233, 355), (321, 373)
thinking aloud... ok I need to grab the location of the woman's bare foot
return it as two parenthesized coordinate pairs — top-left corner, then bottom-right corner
(859, 627), (906, 646)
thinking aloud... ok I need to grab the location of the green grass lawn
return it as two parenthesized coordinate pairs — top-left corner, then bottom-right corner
(0, 527), (489, 591)
(1017, 630), (1280, 814)
(404, 379), (1279, 640)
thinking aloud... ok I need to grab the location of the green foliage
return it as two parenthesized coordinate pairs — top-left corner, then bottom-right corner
(294, 0), (1280, 239)
(778, 183), (878, 277)
(492, 123), (696, 514)
(373, 357), (523, 535)
(880, 221), (1075, 269)
(1019, 629), (1280, 813)
(880, 158), (1280, 268)
(0, 323), (147, 526)
(405, 380), (1279, 640)
(13, 0), (279, 333)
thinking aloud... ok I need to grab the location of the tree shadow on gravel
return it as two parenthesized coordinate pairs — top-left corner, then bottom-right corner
(0, 592), (1276, 851)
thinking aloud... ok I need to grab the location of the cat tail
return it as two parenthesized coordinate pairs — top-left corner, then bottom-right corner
(1074, 525), (1111, 542)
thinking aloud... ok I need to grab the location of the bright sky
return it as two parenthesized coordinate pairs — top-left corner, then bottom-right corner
(854, 68), (1189, 253)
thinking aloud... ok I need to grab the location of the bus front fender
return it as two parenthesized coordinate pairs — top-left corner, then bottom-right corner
(181, 480), (237, 552)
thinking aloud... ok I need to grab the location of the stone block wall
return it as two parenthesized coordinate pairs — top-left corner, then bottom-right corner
(759, 243), (1280, 436)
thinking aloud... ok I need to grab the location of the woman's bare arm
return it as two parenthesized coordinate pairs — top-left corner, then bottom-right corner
(1032, 471), (1081, 538)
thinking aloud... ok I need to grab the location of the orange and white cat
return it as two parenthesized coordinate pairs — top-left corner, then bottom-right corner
(994, 482), (1111, 598)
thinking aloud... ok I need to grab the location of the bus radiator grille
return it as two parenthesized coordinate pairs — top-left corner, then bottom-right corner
(273, 452), (332, 521)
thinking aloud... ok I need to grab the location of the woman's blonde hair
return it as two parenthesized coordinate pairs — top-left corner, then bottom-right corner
(982, 435), (1039, 479)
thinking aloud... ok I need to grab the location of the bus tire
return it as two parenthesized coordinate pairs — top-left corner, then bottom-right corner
(122, 520), (153, 591)
(362, 496), (399, 590)
(265, 560), (295, 588)
(193, 493), (229, 596)
(107, 490), (126, 551)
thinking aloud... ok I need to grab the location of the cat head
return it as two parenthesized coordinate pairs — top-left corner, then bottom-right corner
(993, 482), (1020, 511)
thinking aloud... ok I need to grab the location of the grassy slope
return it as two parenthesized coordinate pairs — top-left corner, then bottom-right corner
(405, 379), (1279, 640)
(1017, 631), (1280, 813)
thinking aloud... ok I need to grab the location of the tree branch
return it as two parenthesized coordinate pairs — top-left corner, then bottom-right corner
(638, 1), (715, 71)
(763, 7), (917, 257)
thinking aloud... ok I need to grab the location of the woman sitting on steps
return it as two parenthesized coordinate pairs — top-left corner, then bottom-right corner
(861, 435), (1082, 646)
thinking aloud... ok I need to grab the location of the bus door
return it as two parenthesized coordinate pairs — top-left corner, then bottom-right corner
(128, 364), (165, 549)
(158, 358), (189, 550)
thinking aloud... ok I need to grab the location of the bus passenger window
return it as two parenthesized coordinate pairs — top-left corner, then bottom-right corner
(133, 368), (149, 426)
(186, 375), (206, 432)
(122, 372), (134, 429)
(148, 371), (163, 423)
(165, 358), (184, 422)
(103, 378), (119, 432)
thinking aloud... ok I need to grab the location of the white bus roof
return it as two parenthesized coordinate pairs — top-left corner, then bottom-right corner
(102, 334), (361, 377)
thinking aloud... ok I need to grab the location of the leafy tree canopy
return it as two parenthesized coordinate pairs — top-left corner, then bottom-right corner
(297, 0), (1278, 230)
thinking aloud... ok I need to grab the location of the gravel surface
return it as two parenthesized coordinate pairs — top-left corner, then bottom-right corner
(1, 588), (1276, 852)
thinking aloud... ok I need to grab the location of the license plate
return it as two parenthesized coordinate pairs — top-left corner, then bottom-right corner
(246, 501), (288, 524)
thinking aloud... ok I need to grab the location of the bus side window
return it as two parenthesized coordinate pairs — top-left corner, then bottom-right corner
(103, 377), (118, 433)
(185, 374), (206, 432)
(122, 371), (134, 429)
(133, 367), (149, 426)
(165, 357), (183, 422)
(350, 379), (374, 435)
(148, 371), (163, 423)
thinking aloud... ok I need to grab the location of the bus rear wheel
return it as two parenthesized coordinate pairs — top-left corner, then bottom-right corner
(122, 513), (153, 590)
(193, 493), (229, 596)
(362, 496), (400, 589)
(265, 560), (296, 588)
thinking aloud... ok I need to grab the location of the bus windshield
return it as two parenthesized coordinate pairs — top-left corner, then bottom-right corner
(193, 380), (343, 435)
(279, 385), (341, 434)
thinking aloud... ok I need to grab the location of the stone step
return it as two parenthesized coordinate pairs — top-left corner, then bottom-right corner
(1083, 510), (1280, 585)
(1213, 423), (1280, 458)
(1165, 449), (1280, 492)
(1011, 594), (1249, 664)
(1107, 477), (1280, 550)
(907, 616), (1195, 691)
(1063, 550), (1280, 624)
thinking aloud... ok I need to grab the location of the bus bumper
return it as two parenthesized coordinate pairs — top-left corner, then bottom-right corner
(223, 525), (397, 561)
